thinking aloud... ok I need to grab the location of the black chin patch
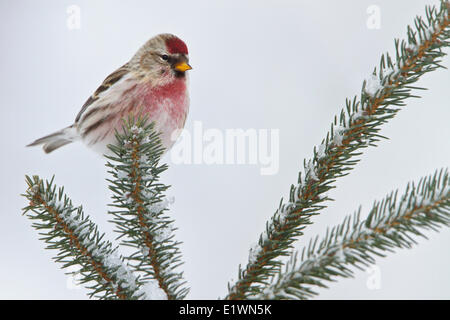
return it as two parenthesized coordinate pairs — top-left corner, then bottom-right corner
(174, 70), (186, 78)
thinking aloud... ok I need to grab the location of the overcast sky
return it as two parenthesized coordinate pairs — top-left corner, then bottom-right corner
(1, 0), (449, 299)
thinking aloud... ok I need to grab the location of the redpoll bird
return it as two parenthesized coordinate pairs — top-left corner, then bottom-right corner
(28, 33), (192, 155)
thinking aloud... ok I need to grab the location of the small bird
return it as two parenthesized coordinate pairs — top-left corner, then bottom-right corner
(28, 33), (192, 155)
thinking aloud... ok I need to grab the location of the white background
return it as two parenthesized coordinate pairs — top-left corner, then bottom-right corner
(1, 0), (449, 299)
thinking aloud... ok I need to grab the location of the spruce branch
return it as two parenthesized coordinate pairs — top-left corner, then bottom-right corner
(106, 117), (189, 300)
(22, 175), (147, 300)
(227, 1), (450, 299)
(258, 168), (450, 299)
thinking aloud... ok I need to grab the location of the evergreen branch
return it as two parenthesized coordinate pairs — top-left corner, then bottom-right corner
(22, 175), (147, 300)
(258, 168), (450, 299)
(106, 117), (189, 300)
(226, 1), (450, 299)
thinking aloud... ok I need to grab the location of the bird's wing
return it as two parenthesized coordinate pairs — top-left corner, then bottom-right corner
(75, 63), (130, 123)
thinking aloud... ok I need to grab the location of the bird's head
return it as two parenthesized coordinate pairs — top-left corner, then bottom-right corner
(130, 34), (192, 84)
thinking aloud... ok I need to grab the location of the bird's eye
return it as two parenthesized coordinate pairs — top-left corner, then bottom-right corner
(161, 54), (169, 61)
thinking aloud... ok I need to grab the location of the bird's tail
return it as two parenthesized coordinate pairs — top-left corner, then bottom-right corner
(27, 125), (78, 153)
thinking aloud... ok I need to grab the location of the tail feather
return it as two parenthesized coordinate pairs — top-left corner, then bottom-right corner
(27, 125), (78, 153)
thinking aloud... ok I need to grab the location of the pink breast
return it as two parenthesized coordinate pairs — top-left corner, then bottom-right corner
(140, 79), (187, 120)
(119, 78), (189, 149)
(81, 77), (189, 155)
(117, 78), (188, 123)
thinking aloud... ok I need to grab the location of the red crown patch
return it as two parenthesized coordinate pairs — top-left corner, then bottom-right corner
(165, 37), (188, 55)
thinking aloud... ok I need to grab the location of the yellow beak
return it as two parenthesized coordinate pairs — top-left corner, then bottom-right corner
(174, 61), (192, 72)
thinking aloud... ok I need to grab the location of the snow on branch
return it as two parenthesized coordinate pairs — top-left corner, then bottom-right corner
(106, 117), (189, 300)
(258, 168), (450, 299)
(22, 175), (144, 299)
(226, 1), (450, 299)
